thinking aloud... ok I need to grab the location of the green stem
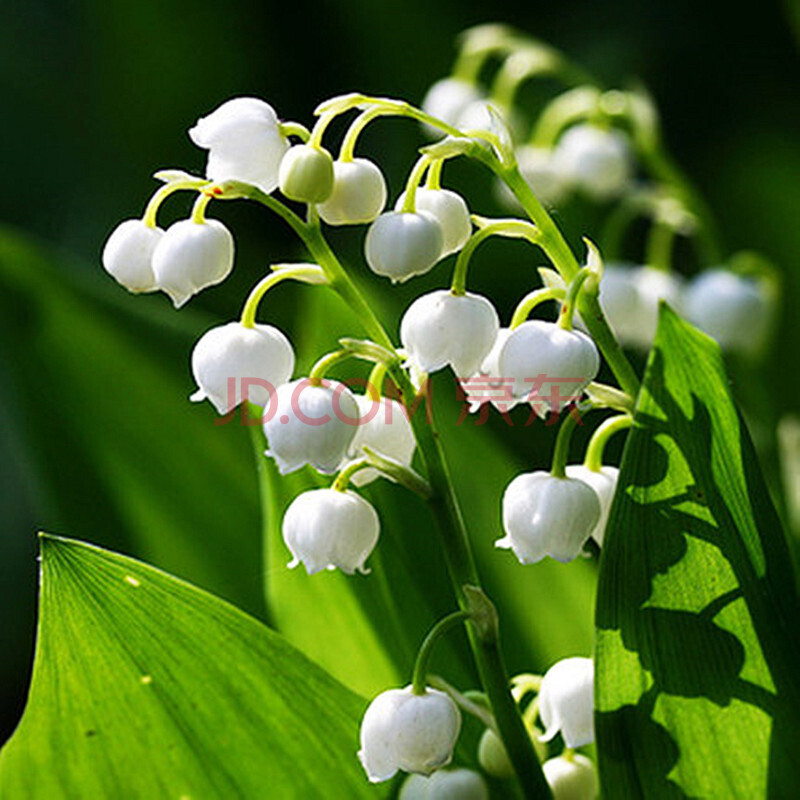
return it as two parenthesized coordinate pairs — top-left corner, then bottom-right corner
(332, 458), (370, 492)
(646, 220), (676, 272)
(142, 177), (209, 227)
(248, 191), (552, 800)
(279, 121), (312, 143)
(308, 349), (353, 383)
(551, 409), (582, 478)
(339, 107), (384, 161)
(190, 191), (213, 224)
(480, 156), (641, 398)
(451, 220), (540, 295)
(584, 414), (633, 471)
(400, 155), (432, 213)
(558, 269), (591, 331)
(510, 287), (565, 328)
(426, 158), (444, 189)
(240, 265), (326, 328)
(412, 611), (472, 695)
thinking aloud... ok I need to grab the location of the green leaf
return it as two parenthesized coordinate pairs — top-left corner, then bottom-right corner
(0, 534), (386, 798)
(595, 306), (800, 798)
(0, 226), (262, 616)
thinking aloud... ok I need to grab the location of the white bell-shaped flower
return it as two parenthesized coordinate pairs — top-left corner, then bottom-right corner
(365, 212), (444, 282)
(282, 487), (379, 575)
(498, 321), (599, 414)
(629, 266), (684, 349)
(542, 754), (599, 800)
(554, 124), (633, 200)
(498, 472), (601, 564)
(497, 145), (568, 210)
(464, 328), (520, 414)
(684, 268), (769, 356)
(358, 686), (461, 783)
(189, 97), (289, 194)
(538, 657), (595, 748)
(399, 768), (489, 800)
(395, 188), (472, 256)
(477, 728), (515, 778)
(317, 158), (387, 225)
(347, 395), (416, 487)
(263, 378), (358, 474)
(278, 144), (335, 203)
(401, 290), (500, 378)
(575, 262), (642, 346)
(151, 218), (235, 308)
(564, 465), (619, 547)
(421, 77), (483, 131)
(189, 321), (294, 415)
(101, 219), (163, 293)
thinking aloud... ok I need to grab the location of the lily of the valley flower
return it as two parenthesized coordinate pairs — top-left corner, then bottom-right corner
(543, 754), (599, 800)
(278, 144), (335, 203)
(189, 97), (289, 194)
(189, 321), (294, 415)
(498, 320), (599, 414)
(630, 265), (685, 348)
(464, 327), (520, 414)
(399, 768), (489, 800)
(151, 218), (235, 308)
(554, 124), (633, 200)
(282, 487), (379, 575)
(564, 465), (619, 547)
(358, 686), (461, 783)
(401, 290), (500, 378)
(498, 472), (601, 564)
(421, 77), (483, 132)
(101, 219), (164, 293)
(395, 188), (472, 256)
(684, 268), (770, 356)
(365, 211), (444, 282)
(317, 158), (387, 225)
(262, 378), (358, 474)
(538, 657), (595, 748)
(347, 395), (416, 487)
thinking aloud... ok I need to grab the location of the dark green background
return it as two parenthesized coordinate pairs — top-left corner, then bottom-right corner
(1, 0), (798, 745)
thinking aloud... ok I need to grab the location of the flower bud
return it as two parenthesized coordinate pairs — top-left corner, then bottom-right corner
(498, 472), (601, 564)
(538, 657), (594, 748)
(498, 321), (599, 414)
(543, 754), (598, 800)
(189, 97), (289, 194)
(395, 188), (472, 256)
(684, 268), (770, 356)
(401, 290), (500, 378)
(554, 124), (632, 200)
(282, 488), (379, 575)
(477, 727), (515, 778)
(365, 212), (443, 283)
(263, 378), (358, 474)
(152, 218), (235, 308)
(101, 219), (163, 293)
(421, 77), (483, 132)
(564, 465), (619, 547)
(358, 686), (461, 783)
(347, 395), (416, 487)
(278, 144), (335, 203)
(317, 158), (387, 225)
(400, 768), (489, 800)
(189, 321), (294, 415)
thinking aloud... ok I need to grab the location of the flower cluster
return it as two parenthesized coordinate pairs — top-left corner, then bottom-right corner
(101, 23), (776, 798)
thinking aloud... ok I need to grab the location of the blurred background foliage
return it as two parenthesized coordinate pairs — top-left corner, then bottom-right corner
(1, 0), (798, 746)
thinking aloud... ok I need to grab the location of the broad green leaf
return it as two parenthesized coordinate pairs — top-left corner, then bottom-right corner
(260, 285), (597, 700)
(596, 306), (800, 798)
(0, 534), (386, 798)
(0, 227), (262, 616)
